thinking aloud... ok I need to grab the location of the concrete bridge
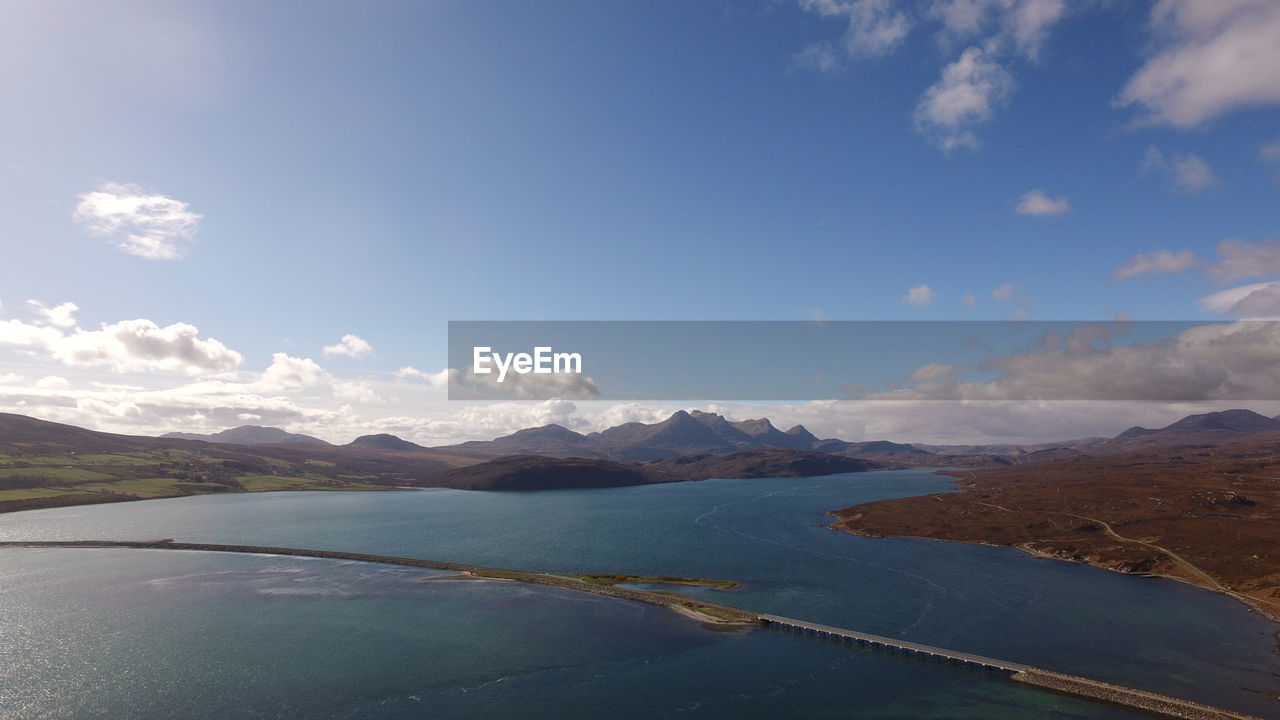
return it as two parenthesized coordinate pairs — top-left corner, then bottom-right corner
(759, 614), (1030, 673)
(760, 614), (1262, 720)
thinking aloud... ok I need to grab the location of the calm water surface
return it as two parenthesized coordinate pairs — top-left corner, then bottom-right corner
(1, 469), (1276, 718)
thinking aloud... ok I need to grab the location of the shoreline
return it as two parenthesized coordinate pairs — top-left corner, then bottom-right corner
(829, 469), (1280, 627)
(832, 522), (1280, 625)
(0, 539), (761, 628)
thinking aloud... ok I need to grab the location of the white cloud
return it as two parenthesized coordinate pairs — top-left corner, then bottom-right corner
(259, 353), (328, 390)
(1112, 249), (1196, 281)
(1199, 281), (1280, 317)
(799, 1), (1070, 149)
(451, 366), (601, 400)
(55, 319), (242, 374)
(799, 0), (914, 60)
(1139, 146), (1218, 192)
(1206, 238), (1280, 283)
(322, 334), (374, 358)
(0, 310), (242, 376)
(1172, 154), (1217, 191)
(905, 363), (958, 382)
(1006, 0), (1066, 60)
(34, 376), (70, 389)
(992, 282), (1015, 300)
(872, 321), (1280, 402)
(961, 292), (977, 308)
(914, 47), (1013, 150)
(73, 183), (203, 260)
(333, 380), (381, 404)
(1015, 189), (1070, 216)
(930, 0), (1067, 59)
(902, 284), (937, 307)
(395, 366), (452, 388)
(1119, 0), (1280, 127)
(26, 300), (79, 328)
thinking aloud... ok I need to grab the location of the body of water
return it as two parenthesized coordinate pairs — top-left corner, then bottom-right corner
(1, 470), (1276, 718)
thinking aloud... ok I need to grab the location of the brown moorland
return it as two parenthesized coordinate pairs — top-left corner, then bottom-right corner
(831, 435), (1280, 621)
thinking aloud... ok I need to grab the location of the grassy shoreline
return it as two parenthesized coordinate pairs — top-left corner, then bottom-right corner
(0, 540), (762, 627)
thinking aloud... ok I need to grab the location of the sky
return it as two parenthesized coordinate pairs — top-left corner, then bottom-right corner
(2, 0), (1280, 445)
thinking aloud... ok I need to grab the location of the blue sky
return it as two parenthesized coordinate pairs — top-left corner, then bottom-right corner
(3, 0), (1280, 443)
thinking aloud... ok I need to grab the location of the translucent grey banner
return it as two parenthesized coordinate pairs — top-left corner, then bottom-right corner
(447, 320), (1280, 401)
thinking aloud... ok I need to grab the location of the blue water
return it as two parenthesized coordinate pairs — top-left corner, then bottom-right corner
(1, 470), (1277, 718)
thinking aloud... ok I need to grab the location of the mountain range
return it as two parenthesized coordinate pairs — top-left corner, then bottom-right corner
(6, 406), (1280, 513)
(158, 407), (1280, 468)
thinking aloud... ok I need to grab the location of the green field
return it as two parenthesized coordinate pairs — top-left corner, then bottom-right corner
(0, 467), (118, 482)
(0, 450), (404, 513)
(0, 487), (83, 501)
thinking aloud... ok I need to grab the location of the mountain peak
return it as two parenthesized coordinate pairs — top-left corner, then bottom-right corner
(506, 424), (588, 442)
(1165, 409), (1278, 433)
(347, 433), (424, 451)
(161, 425), (329, 446)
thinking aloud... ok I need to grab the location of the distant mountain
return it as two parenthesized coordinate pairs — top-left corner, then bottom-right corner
(162, 425), (329, 446)
(439, 448), (880, 491)
(449, 424), (601, 458)
(438, 410), (1011, 467)
(590, 410), (742, 460)
(728, 416), (815, 450)
(4, 413), (190, 454)
(1162, 409), (1280, 433)
(1101, 409), (1280, 451)
(347, 434), (426, 452)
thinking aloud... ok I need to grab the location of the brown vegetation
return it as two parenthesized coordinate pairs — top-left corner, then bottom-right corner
(831, 438), (1280, 619)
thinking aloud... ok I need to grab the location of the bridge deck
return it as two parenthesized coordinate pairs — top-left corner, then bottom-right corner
(759, 614), (1031, 673)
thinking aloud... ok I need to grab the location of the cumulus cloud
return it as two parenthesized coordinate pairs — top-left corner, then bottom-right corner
(798, 1), (1070, 149)
(34, 376), (70, 389)
(931, 0), (1066, 60)
(1199, 282), (1280, 317)
(259, 353), (329, 390)
(798, 0), (914, 63)
(902, 284), (937, 307)
(451, 366), (601, 400)
(26, 300), (79, 328)
(332, 380), (381, 404)
(395, 366), (453, 388)
(874, 321), (1280, 401)
(0, 308), (242, 376)
(1140, 146), (1218, 192)
(961, 293), (977, 308)
(1206, 238), (1280, 283)
(1015, 189), (1070, 216)
(322, 334), (374, 358)
(914, 47), (1014, 150)
(1118, 0), (1280, 127)
(905, 363), (958, 383)
(73, 182), (203, 260)
(1112, 249), (1196, 281)
(55, 320), (242, 374)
